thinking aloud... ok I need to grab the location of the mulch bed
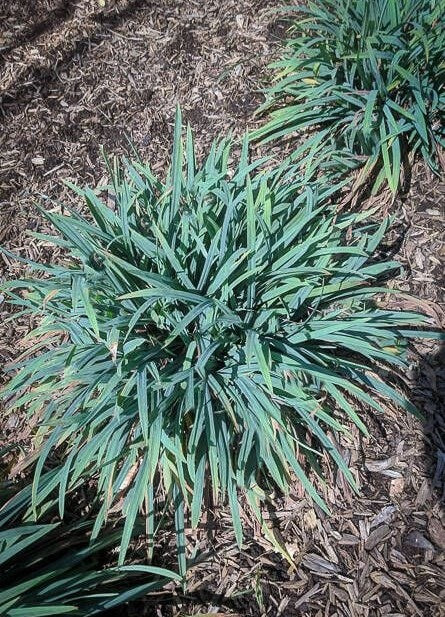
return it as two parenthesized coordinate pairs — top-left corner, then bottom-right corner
(1, 2), (444, 616)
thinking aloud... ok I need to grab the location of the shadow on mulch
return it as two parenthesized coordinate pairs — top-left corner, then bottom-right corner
(418, 343), (445, 510)
(410, 191), (445, 520)
(0, 1), (76, 62)
(1, 0), (153, 117)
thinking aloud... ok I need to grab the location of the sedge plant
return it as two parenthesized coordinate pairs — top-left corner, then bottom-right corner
(254, 0), (445, 194)
(0, 479), (180, 616)
(1, 109), (440, 569)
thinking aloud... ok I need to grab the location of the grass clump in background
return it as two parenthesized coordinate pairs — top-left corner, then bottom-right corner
(254, 0), (445, 194)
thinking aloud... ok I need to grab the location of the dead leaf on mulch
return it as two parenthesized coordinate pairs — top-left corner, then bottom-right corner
(428, 518), (445, 551)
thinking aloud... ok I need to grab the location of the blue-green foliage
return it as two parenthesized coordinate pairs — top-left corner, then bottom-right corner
(255, 0), (445, 193)
(1, 110), (437, 566)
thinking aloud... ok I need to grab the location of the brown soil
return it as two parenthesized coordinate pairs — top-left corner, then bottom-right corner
(1, 2), (444, 616)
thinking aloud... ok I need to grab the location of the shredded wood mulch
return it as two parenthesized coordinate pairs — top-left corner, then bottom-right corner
(0, 2), (444, 616)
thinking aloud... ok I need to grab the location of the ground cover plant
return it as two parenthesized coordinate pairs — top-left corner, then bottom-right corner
(254, 0), (445, 193)
(0, 480), (180, 616)
(1, 110), (440, 573)
(1, 1), (445, 615)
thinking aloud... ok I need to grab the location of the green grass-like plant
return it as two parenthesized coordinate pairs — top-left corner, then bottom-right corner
(1, 110), (438, 567)
(254, 0), (445, 193)
(0, 481), (180, 616)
